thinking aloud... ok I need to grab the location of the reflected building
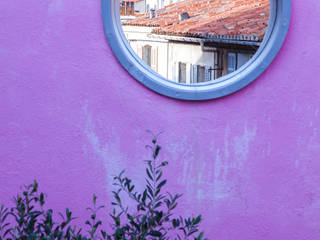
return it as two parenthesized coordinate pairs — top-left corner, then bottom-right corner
(120, 0), (181, 15)
(121, 0), (269, 84)
(120, 0), (145, 16)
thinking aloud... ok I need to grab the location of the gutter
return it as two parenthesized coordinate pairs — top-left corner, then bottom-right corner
(148, 34), (261, 47)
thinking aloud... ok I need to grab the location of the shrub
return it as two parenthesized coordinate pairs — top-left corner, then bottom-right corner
(0, 136), (206, 240)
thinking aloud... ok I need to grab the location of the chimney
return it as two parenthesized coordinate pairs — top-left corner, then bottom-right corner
(150, 9), (156, 18)
(179, 12), (190, 21)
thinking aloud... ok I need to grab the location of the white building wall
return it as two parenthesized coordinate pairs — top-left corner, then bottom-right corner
(163, 0), (181, 7)
(135, 1), (146, 13)
(129, 40), (168, 78)
(122, 25), (217, 83)
(122, 26), (168, 78)
(145, 0), (180, 10)
(122, 25), (253, 83)
(167, 43), (215, 83)
(145, 0), (160, 10)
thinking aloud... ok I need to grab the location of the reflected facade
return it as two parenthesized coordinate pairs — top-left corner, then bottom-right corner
(121, 0), (270, 84)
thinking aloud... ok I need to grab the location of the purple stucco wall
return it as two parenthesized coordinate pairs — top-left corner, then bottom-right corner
(1, 0), (320, 239)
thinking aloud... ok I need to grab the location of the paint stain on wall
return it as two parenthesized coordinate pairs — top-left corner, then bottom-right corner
(83, 103), (125, 192)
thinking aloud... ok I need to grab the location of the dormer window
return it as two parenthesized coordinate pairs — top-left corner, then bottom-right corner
(179, 12), (190, 21)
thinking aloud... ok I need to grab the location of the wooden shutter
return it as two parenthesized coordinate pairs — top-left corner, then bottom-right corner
(137, 46), (143, 59)
(227, 52), (237, 73)
(205, 66), (210, 82)
(179, 63), (187, 83)
(186, 63), (192, 84)
(192, 64), (198, 83)
(197, 66), (205, 83)
(151, 47), (158, 72)
(173, 62), (179, 82)
(210, 65), (215, 80)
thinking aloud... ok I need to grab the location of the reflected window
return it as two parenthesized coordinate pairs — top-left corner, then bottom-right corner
(142, 45), (152, 66)
(120, 0), (145, 16)
(178, 62), (187, 83)
(227, 52), (254, 74)
(197, 65), (206, 83)
(227, 53), (237, 74)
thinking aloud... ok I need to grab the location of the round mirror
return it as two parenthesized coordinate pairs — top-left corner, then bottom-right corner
(102, 0), (291, 100)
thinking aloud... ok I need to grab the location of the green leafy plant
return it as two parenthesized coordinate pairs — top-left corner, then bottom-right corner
(0, 181), (86, 240)
(0, 205), (10, 239)
(0, 135), (206, 240)
(109, 134), (205, 240)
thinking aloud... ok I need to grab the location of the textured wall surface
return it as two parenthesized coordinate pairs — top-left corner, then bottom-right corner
(1, 0), (320, 239)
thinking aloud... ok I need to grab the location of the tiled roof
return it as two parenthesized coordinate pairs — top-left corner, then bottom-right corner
(123, 0), (270, 41)
(123, 0), (143, 2)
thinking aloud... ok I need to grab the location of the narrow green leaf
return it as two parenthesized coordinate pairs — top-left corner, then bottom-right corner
(150, 230), (162, 237)
(153, 145), (161, 159)
(157, 180), (167, 190)
(146, 168), (153, 181)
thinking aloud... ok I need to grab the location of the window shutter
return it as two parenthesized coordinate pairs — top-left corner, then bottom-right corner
(142, 45), (151, 66)
(227, 52), (237, 74)
(205, 66), (210, 82)
(197, 66), (205, 83)
(186, 63), (192, 84)
(192, 64), (198, 83)
(151, 47), (158, 72)
(178, 62), (187, 83)
(137, 46), (143, 59)
(210, 66), (215, 80)
(173, 62), (179, 82)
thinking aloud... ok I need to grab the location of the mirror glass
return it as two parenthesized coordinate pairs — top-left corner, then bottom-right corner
(120, 0), (270, 84)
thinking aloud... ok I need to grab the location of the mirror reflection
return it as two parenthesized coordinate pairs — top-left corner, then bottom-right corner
(120, 0), (270, 84)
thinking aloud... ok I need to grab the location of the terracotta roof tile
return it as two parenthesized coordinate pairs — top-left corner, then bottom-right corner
(125, 0), (143, 2)
(123, 0), (270, 41)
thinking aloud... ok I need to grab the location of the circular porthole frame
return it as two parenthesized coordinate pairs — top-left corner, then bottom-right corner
(102, 0), (291, 100)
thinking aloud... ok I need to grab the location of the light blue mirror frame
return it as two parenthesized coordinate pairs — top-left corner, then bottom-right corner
(102, 0), (291, 100)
